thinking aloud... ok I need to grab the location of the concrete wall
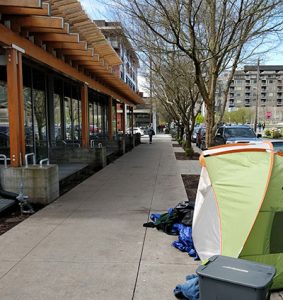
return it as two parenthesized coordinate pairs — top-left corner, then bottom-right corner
(0, 165), (59, 205)
(50, 147), (107, 168)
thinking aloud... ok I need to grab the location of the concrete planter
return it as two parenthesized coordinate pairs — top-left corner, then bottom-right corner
(50, 147), (107, 169)
(0, 165), (59, 205)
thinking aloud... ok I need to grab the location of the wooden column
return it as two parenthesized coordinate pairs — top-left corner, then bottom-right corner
(17, 52), (25, 162)
(7, 48), (24, 167)
(107, 96), (113, 140)
(81, 83), (89, 148)
(121, 103), (126, 134)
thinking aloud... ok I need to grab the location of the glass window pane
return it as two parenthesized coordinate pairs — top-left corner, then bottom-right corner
(54, 78), (63, 142)
(0, 66), (9, 157)
(32, 69), (47, 161)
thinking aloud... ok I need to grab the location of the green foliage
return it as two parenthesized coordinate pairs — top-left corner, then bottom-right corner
(271, 128), (281, 138)
(196, 113), (204, 124)
(264, 129), (271, 137)
(223, 108), (253, 124)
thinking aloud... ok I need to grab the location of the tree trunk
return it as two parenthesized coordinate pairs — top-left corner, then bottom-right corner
(185, 123), (193, 150)
(180, 125), (184, 141)
(205, 102), (215, 148)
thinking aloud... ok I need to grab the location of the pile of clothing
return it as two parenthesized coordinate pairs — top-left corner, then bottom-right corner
(143, 200), (198, 259)
(143, 200), (200, 299)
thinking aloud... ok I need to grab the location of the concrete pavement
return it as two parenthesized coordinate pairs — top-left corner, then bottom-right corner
(0, 134), (199, 300)
(0, 133), (282, 299)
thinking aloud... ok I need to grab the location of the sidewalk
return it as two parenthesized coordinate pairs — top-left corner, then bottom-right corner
(0, 134), (199, 300)
(0, 134), (281, 300)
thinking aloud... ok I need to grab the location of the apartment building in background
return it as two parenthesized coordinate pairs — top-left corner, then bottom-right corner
(228, 65), (283, 123)
(94, 20), (139, 93)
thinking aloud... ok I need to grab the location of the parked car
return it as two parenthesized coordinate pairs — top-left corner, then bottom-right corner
(214, 125), (260, 146)
(199, 131), (207, 150)
(126, 127), (144, 136)
(196, 126), (206, 148)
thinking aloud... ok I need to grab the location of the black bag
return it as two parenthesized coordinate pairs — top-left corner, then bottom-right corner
(152, 130), (155, 135)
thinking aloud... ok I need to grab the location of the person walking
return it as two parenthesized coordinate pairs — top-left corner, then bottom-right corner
(148, 125), (155, 144)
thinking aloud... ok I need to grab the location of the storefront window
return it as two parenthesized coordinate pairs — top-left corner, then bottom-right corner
(72, 85), (81, 142)
(0, 65), (9, 157)
(63, 82), (81, 144)
(53, 78), (63, 142)
(88, 90), (108, 141)
(112, 102), (117, 135)
(32, 68), (47, 160)
(23, 65), (33, 155)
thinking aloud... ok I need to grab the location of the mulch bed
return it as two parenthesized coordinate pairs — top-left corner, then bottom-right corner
(181, 174), (200, 200)
(0, 209), (30, 235)
(172, 144), (182, 147)
(175, 152), (200, 160)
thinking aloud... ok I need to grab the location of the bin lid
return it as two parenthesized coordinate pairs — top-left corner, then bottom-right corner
(196, 255), (276, 289)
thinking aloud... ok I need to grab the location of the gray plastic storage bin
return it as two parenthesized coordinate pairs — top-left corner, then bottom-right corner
(196, 255), (276, 300)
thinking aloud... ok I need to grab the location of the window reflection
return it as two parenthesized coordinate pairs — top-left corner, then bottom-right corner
(32, 69), (48, 161)
(88, 90), (108, 141)
(53, 78), (63, 142)
(0, 66), (9, 157)
(63, 82), (81, 144)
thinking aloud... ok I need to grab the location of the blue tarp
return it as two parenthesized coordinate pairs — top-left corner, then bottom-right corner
(172, 224), (198, 259)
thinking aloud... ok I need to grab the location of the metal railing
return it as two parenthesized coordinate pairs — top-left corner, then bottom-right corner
(0, 154), (8, 168)
(39, 158), (49, 167)
(90, 140), (95, 148)
(25, 153), (36, 167)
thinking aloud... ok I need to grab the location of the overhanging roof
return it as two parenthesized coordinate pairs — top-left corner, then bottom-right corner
(0, 0), (143, 105)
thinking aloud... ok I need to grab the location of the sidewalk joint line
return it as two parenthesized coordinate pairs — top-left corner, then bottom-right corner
(131, 150), (161, 300)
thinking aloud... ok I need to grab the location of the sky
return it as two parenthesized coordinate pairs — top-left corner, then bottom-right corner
(78, 0), (283, 94)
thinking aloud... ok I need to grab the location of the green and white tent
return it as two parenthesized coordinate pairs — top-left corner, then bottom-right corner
(192, 142), (283, 290)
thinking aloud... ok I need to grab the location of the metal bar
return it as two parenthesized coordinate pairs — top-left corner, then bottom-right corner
(0, 154), (8, 168)
(39, 158), (49, 167)
(25, 152), (36, 166)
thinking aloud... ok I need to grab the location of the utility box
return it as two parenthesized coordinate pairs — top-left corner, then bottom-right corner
(196, 255), (276, 300)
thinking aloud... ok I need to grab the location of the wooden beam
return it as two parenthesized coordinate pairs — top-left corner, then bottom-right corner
(60, 48), (94, 56)
(0, 2), (49, 16)
(0, 24), (143, 105)
(11, 16), (64, 30)
(0, 0), (42, 8)
(35, 32), (79, 43)
(7, 48), (21, 167)
(63, 11), (82, 19)
(24, 27), (68, 34)
(53, 2), (80, 11)
(67, 55), (99, 62)
(46, 41), (87, 50)
(68, 15), (88, 24)
(81, 84), (89, 148)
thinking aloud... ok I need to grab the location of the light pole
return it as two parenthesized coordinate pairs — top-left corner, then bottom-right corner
(149, 58), (153, 125)
(254, 58), (260, 132)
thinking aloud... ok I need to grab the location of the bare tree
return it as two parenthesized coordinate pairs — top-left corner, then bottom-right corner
(151, 53), (202, 150)
(129, 23), (203, 150)
(113, 0), (283, 146)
